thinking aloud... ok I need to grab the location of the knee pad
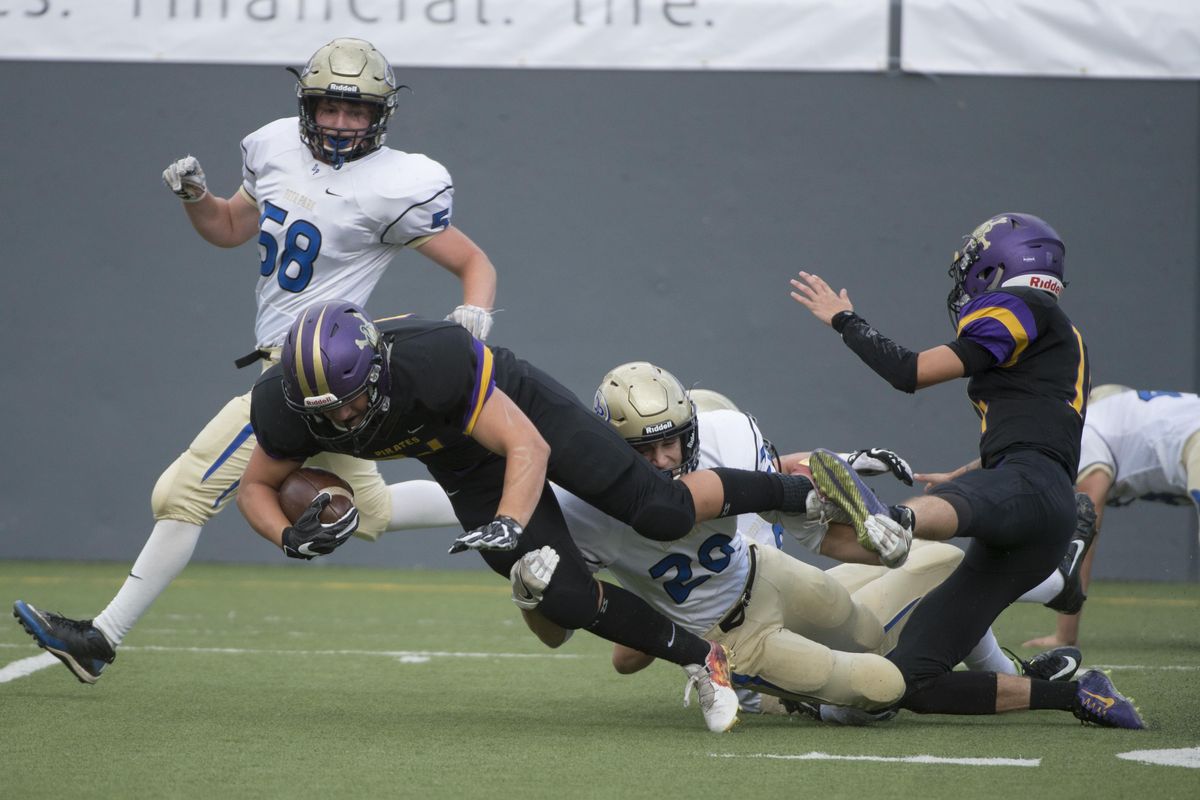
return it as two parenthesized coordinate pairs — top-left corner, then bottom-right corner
(151, 455), (222, 527)
(629, 501), (695, 542)
(537, 577), (602, 630)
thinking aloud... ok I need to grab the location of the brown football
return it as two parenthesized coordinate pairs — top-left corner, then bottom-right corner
(278, 467), (356, 524)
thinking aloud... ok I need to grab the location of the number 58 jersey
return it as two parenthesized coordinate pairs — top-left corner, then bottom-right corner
(241, 118), (454, 348)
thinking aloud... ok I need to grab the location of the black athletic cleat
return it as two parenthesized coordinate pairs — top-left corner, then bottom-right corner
(1016, 646), (1082, 681)
(1073, 670), (1146, 729)
(1046, 493), (1098, 614)
(13, 600), (115, 684)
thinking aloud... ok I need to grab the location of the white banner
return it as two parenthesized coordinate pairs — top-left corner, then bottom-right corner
(902, 0), (1200, 80)
(0, 1), (890, 72)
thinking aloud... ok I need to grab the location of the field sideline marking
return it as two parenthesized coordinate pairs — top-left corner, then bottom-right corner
(0, 652), (59, 683)
(0, 644), (580, 684)
(712, 752), (1039, 767)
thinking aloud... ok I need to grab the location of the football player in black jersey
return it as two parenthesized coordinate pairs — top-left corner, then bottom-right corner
(238, 300), (817, 732)
(791, 212), (1144, 729)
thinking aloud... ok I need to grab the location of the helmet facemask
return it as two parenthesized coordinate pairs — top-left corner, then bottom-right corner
(291, 38), (401, 169)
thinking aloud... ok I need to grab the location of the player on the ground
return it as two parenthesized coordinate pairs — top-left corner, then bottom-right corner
(791, 212), (1145, 729)
(13, 37), (497, 685)
(1024, 384), (1200, 648)
(507, 362), (1080, 721)
(238, 302), (825, 733)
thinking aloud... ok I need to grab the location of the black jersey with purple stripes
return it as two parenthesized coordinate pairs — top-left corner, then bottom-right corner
(250, 316), (531, 471)
(948, 287), (1089, 476)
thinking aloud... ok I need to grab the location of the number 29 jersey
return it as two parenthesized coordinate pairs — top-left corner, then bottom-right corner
(241, 118), (454, 348)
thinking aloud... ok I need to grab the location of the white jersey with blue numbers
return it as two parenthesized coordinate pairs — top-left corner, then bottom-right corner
(1079, 389), (1200, 505)
(241, 118), (454, 347)
(554, 409), (825, 636)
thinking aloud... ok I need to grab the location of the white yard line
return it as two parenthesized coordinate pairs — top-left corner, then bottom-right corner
(0, 643), (579, 684)
(0, 652), (59, 683)
(712, 752), (1040, 767)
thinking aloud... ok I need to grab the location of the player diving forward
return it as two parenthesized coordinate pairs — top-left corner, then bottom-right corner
(239, 302), (831, 732)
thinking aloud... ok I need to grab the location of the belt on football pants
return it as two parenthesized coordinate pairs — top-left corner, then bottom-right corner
(717, 544), (758, 633)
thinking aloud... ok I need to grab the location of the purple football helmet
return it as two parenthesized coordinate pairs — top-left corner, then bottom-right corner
(947, 212), (1066, 323)
(281, 300), (390, 445)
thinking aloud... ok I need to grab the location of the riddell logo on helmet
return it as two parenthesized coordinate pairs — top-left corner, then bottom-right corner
(1028, 276), (1063, 294)
(327, 83), (361, 94)
(304, 393), (341, 409)
(644, 421), (675, 435)
(1005, 273), (1063, 296)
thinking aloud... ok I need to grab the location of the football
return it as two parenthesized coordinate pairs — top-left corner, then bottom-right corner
(278, 467), (356, 524)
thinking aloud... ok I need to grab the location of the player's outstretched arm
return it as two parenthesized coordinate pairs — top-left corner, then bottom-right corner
(790, 271), (964, 391)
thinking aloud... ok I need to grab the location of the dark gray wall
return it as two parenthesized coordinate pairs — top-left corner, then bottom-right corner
(1, 61), (1196, 580)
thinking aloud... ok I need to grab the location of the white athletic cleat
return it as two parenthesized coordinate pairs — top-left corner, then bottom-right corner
(683, 642), (740, 733)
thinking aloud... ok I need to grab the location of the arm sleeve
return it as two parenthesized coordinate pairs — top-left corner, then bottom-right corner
(835, 313), (919, 393)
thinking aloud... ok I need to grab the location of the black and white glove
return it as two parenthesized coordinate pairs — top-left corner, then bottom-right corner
(863, 513), (912, 568)
(162, 155), (208, 203)
(281, 493), (359, 560)
(449, 515), (523, 554)
(446, 304), (494, 341)
(510, 546), (560, 610)
(843, 448), (914, 486)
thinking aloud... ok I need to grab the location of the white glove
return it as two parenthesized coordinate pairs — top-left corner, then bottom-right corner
(510, 545), (560, 610)
(842, 448), (914, 485)
(447, 304), (494, 340)
(805, 489), (851, 525)
(162, 155), (208, 203)
(863, 513), (912, 568)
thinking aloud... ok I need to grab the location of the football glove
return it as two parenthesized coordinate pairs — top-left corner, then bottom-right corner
(510, 545), (560, 610)
(446, 304), (494, 341)
(162, 155), (208, 203)
(449, 515), (523, 554)
(863, 509), (913, 568)
(844, 448), (914, 486)
(281, 493), (359, 560)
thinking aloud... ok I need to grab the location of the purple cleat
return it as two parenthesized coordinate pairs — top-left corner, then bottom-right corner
(1073, 670), (1146, 729)
(809, 448), (892, 549)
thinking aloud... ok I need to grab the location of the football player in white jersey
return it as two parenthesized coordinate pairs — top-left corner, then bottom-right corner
(13, 38), (498, 684)
(1024, 384), (1200, 649)
(511, 362), (967, 714)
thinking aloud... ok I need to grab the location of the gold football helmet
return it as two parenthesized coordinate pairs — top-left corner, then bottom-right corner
(294, 38), (400, 167)
(690, 388), (740, 414)
(594, 361), (699, 476)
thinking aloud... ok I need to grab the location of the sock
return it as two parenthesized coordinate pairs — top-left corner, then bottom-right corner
(962, 628), (1018, 675)
(386, 480), (459, 530)
(710, 469), (812, 517)
(901, 671), (999, 715)
(1029, 678), (1077, 710)
(93, 520), (202, 646)
(587, 583), (709, 666)
(1018, 570), (1064, 603)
